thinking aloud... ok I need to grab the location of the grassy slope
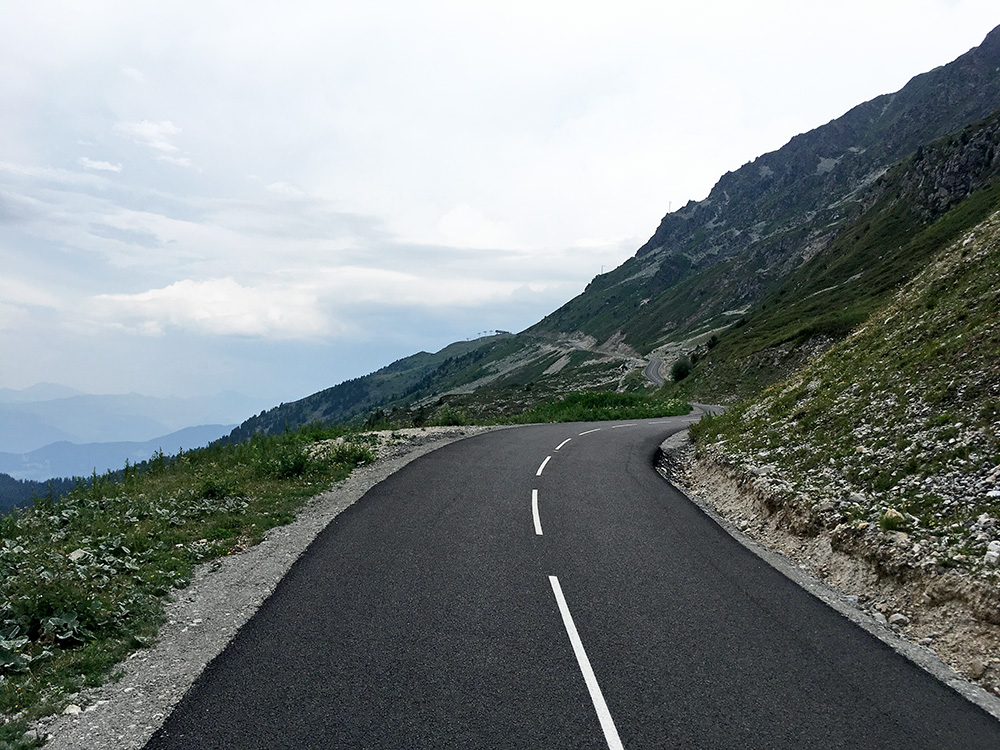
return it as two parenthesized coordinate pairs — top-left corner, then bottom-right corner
(693, 206), (1000, 566)
(229, 334), (520, 438)
(0, 425), (374, 746)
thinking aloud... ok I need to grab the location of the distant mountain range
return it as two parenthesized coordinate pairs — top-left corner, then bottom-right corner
(0, 424), (236, 482)
(231, 23), (1000, 435)
(0, 387), (260, 454)
(0, 385), (259, 507)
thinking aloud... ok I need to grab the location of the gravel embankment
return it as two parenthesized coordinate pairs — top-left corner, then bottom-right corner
(657, 430), (1000, 723)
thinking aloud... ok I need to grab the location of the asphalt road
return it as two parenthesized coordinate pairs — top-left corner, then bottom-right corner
(144, 416), (1000, 749)
(643, 358), (664, 387)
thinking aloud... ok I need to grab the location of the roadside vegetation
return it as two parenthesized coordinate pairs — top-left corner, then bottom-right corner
(508, 391), (689, 424)
(690, 208), (1000, 574)
(373, 390), (690, 429)
(0, 391), (688, 746)
(0, 423), (375, 748)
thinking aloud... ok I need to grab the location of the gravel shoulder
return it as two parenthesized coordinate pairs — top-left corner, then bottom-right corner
(38, 426), (503, 750)
(657, 429), (1000, 723)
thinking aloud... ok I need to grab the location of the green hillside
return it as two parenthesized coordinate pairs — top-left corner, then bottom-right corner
(226, 27), (1000, 437)
(692, 202), (1000, 571)
(531, 25), (1000, 355)
(666, 109), (1000, 403)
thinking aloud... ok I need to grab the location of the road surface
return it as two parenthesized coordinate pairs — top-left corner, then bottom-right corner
(145, 416), (1000, 748)
(643, 358), (664, 387)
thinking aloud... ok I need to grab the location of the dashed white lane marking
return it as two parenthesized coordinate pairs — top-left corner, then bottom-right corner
(548, 576), (624, 750)
(610, 424), (637, 429)
(532, 489), (543, 535)
(555, 438), (572, 451)
(536, 455), (552, 476)
(579, 428), (602, 436)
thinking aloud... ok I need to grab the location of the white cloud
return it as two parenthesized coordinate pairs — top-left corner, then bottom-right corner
(0, 276), (61, 309)
(1, 0), (997, 402)
(114, 121), (191, 166)
(121, 66), (145, 84)
(436, 204), (519, 249)
(155, 154), (193, 168)
(78, 157), (122, 173)
(91, 278), (334, 339)
(0, 303), (29, 332)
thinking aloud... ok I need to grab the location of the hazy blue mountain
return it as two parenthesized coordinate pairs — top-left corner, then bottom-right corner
(0, 389), (261, 454)
(0, 424), (236, 482)
(0, 383), (86, 403)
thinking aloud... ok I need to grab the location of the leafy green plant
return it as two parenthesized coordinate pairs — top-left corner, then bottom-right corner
(671, 356), (693, 382)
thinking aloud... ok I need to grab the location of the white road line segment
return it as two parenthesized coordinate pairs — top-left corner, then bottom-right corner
(548, 576), (624, 750)
(532, 489), (543, 535)
(578, 428), (602, 436)
(536, 455), (551, 476)
(610, 423), (637, 429)
(555, 438), (572, 451)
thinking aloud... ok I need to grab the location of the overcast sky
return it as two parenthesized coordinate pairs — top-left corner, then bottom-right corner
(1, 1), (996, 412)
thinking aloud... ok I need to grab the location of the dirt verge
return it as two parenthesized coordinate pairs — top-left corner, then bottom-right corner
(657, 430), (1000, 721)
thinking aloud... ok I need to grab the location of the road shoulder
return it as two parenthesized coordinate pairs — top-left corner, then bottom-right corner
(39, 426), (503, 750)
(657, 429), (1000, 723)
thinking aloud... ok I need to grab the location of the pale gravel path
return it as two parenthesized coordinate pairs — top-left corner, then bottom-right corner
(38, 426), (504, 750)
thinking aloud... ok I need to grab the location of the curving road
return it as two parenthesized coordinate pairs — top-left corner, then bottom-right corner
(643, 358), (664, 387)
(145, 415), (1000, 749)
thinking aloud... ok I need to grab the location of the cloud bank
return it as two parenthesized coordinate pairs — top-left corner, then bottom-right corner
(0, 0), (996, 406)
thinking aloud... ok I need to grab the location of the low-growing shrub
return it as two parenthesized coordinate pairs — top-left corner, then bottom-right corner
(0, 422), (373, 741)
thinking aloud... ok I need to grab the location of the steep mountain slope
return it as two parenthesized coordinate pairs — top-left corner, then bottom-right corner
(674, 105), (1000, 400)
(696, 202), (1000, 535)
(687, 199), (1000, 679)
(231, 24), (1000, 437)
(532, 24), (1000, 354)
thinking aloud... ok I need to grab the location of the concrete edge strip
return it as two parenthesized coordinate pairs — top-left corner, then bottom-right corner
(656, 428), (1000, 724)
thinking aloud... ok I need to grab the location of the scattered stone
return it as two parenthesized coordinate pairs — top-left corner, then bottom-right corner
(888, 613), (910, 627)
(873, 612), (888, 626)
(883, 508), (906, 525)
(63, 704), (82, 715)
(970, 659), (988, 680)
(68, 549), (87, 563)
